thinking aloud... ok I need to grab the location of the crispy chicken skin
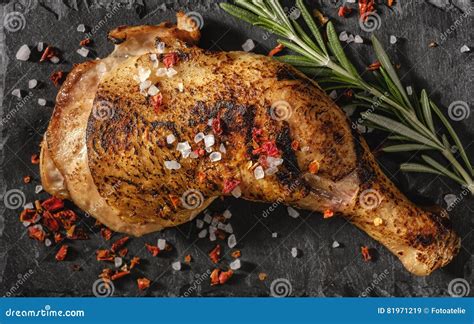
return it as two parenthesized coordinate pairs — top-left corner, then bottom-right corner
(40, 13), (459, 276)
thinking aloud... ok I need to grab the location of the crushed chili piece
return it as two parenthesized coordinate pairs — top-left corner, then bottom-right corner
(291, 140), (299, 151)
(54, 232), (63, 243)
(344, 89), (354, 98)
(54, 210), (77, 229)
(20, 208), (38, 223)
(258, 272), (267, 281)
(119, 248), (128, 257)
(96, 249), (114, 262)
(184, 254), (192, 264)
(313, 9), (329, 25)
(28, 226), (46, 241)
(150, 92), (163, 114)
(23, 175), (31, 184)
(252, 127), (264, 142)
(165, 243), (173, 252)
(209, 244), (221, 264)
(387, 0), (394, 6)
(359, 0), (376, 21)
(222, 178), (241, 194)
(231, 250), (241, 259)
(137, 277), (151, 290)
(268, 44), (285, 57)
(79, 38), (91, 46)
(168, 194), (180, 209)
(40, 46), (58, 62)
(361, 246), (372, 261)
(215, 229), (226, 241)
(323, 209), (334, 219)
(252, 140), (279, 157)
(197, 172), (206, 182)
(367, 61), (381, 71)
(162, 52), (179, 68)
(50, 70), (64, 87)
(111, 270), (130, 281)
(68, 227), (89, 240)
(111, 236), (129, 253)
(210, 268), (221, 286)
(71, 264), (82, 271)
(101, 227), (113, 241)
(338, 6), (352, 17)
(308, 160), (319, 174)
(55, 244), (68, 261)
(218, 269), (233, 285)
(212, 115), (223, 135)
(42, 210), (60, 232)
(145, 243), (160, 257)
(130, 256), (140, 269)
(99, 268), (113, 280)
(30, 153), (40, 164)
(41, 196), (64, 212)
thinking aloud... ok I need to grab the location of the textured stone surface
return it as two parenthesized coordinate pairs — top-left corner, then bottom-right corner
(0, 0), (472, 297)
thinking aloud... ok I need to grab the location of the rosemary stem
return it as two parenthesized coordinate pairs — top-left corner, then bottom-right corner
(442, 149), (474, 194)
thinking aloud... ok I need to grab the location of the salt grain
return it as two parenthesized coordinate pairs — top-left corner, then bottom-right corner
(50, 56), (60, 64)
(164, 160), (181, 170)
(198, 229), (208, 238)
(138, 67), (151, 82)
(157, 238), (166, 250)
(77, 24), (86, 32)
(291, 247), (299, 258)
(156, 68), (167, 77)
(223, 209), (232, 219)
(390, 35), (397, 44)
(203, 214), (212, 223)
(178, 82), (184, 92)
(147, 85), (159, 96)
(209, 231), (216, 241)
(354, 35), (363, 44)
(204, 134), (215, 147)
(76, 47), (89, 57)
(346, 34), (355, 44)
(219, 143), (226, 153)
(254, 166), (264, 180)
(114, 257), (123, 268)
(38, 99), (47, 106)
(156, 41), (165, 53)
(228, 234), (237, 248)
(460, 45), (470, 53)
(166, 68), (178, 78)
(242, 39), (255, 52)
(224, 223), (233, 234)
(209, 152), (222, 162)
(196, 219), (204, 229)
(339, 31), (348, 42)
(45, 238), (52, 247)
(444, 193), (457, 207)
(194, 132), (204, 143)
(231, 186), (241, 198)
(272, 232), (278, 238)
(28, 79), (37, 89)
(24, 202), (34, 210)
(37, 42), (44, 52)
(406, 86), (413, 95)
(332, 241), (340, 248)
(166, 134), (176, 144)
(287, 206), (299, 218)
(35, 185), (43, 194)
(11, 89), (21, 98)
(230, 259), (241, 270)
(177, 141), (191, 158)
(329, 90), (337, 99)
(172, 261), (181, 271)
(16, 44), (31, 61)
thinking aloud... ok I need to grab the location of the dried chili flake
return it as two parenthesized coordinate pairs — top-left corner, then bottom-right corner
(308, 160), (319, 174)
(252, 127), (264, 142)
(168, 194), (180, 209)
(79, 38), (91, 46)
(71, 264), (82, 271)
(184, 254), (192, 264)
(215, 229), (226, 241)
(150, 92), (163, 114)
(268, 44), (285, 57)
(20, 208), (39, 223)
(23, 175), (31, 184)
(222, 178), (240, 194)
(68, 227), (89, 240)
(162, 52), (179, 68)
(137, 277), (151, 290)
(145, 243), (160, 257)
(31, 153), (40, 164)
(42, 210), (60, 232)
(209, 244), (221, 264)
(231, 250), (241, 259)
(252, 140), (279, 157)
(258, 272), (267, 281)
(165, 243), (173, 252)
(218, 269), (233, 284)
(55, 244), (68, 261)
(210, 268), (220, 286)
(111, 236), (129, 252)
(212, 116), (223, 135)
(28, 225), (46, 241)
(291, 140), (299, 151)
(323, 209), (334, 219)
(96, 249), (114, 262)
(99, 268), (113, 280)
(50, 70), (64, 87)
(101, 227), (113, 241)
(54, 232), (64, 243)
(111, 270), (130, 281)
(41, 196), (64, 212)
(338, 6), (352, 17)
(130, 256), (140, 269)
(66, 224), (76, 238)
(119, 248), (128, 257)
(344, 89), (354, 98)
(197, 172), (206, 182)
(359, 0), (375, 21)
(387, 0), (395, 6)
(367, 61), (381, 71)
(361, 246), (372, 261)
(54, 210), (77, 229)
(40, 46), (58, 62)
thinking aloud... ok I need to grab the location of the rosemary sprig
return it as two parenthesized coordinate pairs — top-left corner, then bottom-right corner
(221, 0), (474, 194)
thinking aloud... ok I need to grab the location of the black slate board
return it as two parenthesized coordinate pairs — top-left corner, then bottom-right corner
(0, 0), (473, 297)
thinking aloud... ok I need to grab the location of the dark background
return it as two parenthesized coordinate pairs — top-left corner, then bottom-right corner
(0, 0), (472, 297)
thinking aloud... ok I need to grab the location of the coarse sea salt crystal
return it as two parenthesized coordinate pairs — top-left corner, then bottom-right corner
(354, 35), (363, 44)
(172, 261), (181, 271)
(291, 247), (299, 258)
(204, 134), (215, 147)
(50, 56), (60, 64)
(230, 259), (241, 270)
(147, 85), (159, 96)
(11, 89), (21, 98)
(339, 31), (348, 42)
(329, 90), (337, 99)
(242, 39), (255, 52)
(166, 134), (176, 144)
(267, 157), (283, 167)
(272, 232), (278, 238)
(189, 151), (199, 159)
(223, 209), (232, 219)
(76, 47), (89, 57)
(228, 234), (237, 248)
(164, 160), (181, 170)
(390, 35), (397, 44)
(28, 79), (37, 89)
(346, 34), (355, 44)
(196, 219), (204, 229)
(219, 143), (226, 153)
(209, 151), (222, 162)
(194, 132), (204, 143)
(177, 141), (191, 153)
(444, 194), (457, 207)
(198, 229), (207, 238)
(156, 41), (165, 53)
(211, 217), (219, 226)
(115, 257), (123, 268)
(35, 185), (43, 194)
(24, 202), (34, 210)
(209, 225), (217, 234)
(287, 206), (299, 218)
(217, 222), (226, 231)
(203, 213), (212, 223)
(138, 67), (151, 82)
(38, 98), (47, 106)
(157, 238), (166, 250)
(178, 82), (184, 92)
(460, 45), (470, 53)
(45, 238), (52, 247)
(265, 167), (278, 176)
(156, 68), (167, 77)
(166, 68), (178, 78)
(140, 80), (152, 93)
(205, 147), (213, 153)
(254, 166), (264, 179)
(332, 241), (340, 248)
(209, 231), (216, 241)
(224, 223), (233, 234)
(406, 86), (413, 95)
(231, 186), (241, 198)
(16, 44), (30, 61)
(37, 42), (44, 52)
(77, 24), (86, 32)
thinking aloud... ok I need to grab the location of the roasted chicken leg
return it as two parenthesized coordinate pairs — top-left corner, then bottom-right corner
(40, 13), (460, 276)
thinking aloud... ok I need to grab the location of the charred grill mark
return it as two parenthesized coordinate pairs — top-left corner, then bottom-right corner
(351, 128), (376, 186)
(275, 123), (301, 188)
(150, 120), (179, 138)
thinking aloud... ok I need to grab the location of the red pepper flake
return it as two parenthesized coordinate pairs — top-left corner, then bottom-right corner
(210, 268), (221, 286)
(222, 178), (240, 194)
(359, 0), (375, 21)
(28, 226), (46, 241)
(42, 210), (60, 232)
(361, 246), (372, 261)
(20, 208), (38, 223)
(197, 171), (206, 182)
(252, 127), (264, 142)
(130, 256), (140, 269)
(99, 268), (113, 280)
(162, 52), (179, 68)
(308, 160), (319, 174)
(387, 0), (395, 6)
(150, 92), (163, 114)
(338, 6), (352, 17)
(111, 270), (130, 281)
(23, 175), (31, 184)
(54, 210), (77, 229)
(209, 244), (221, 264)
(215, 229), (226, 241)
(111, 236), (129, 252)
(96, 249), (114, 262)
(101, 227), (113, 241)
(367, 61), (381, 71)
(41, 196), (64, 212)
(184, 254), (192, 264)
(79, 38), (91, 46)
(31, 153), (40, 164)
(55, 244), (68, 261)
(54, 232), (64, 243)
(40, 46), (58, 62)
(323, 209), (334, 219)
(231, 250), (241, 259)
(67, 227), (89, 240)
(137, 277), (151, 290)
(268, 44), (285, 57)
(258, 272), (268, 281)
(50, 70), (64, 87)
(212, 116), (223, 135)
(168, 194), (180, 209)
(118, 248), (128, 257)
(344, 89), (354, 98)
(219, 269), (233, 285)
(145, 243), (160, 257)
(291, 140), (299, 151)
(252, 140), (279, 157)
